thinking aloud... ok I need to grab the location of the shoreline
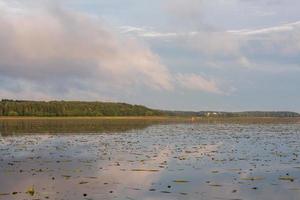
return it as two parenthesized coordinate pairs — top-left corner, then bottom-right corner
(0, 116), (185, 120)
(0, 116), (299, 123)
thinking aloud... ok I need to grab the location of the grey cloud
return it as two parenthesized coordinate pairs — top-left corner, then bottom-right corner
(164, 0), (202, 19)
(163, 0), (206, 30)
(175, 73), (223, 94)
(122, 19), (300, 72)
(0, 1), (229, 100)
(0, 1), (174, 99)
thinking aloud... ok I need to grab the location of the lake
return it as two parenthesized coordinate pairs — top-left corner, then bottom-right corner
(1, 118), (300, 200)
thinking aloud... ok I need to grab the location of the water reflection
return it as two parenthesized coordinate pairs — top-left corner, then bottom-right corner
(0, 118), (179, 136)
(1, 117), (299, 136)
(1, 123), (300, 199)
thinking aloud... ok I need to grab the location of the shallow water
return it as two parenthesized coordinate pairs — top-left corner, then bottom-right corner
(1, 120), (300, 200)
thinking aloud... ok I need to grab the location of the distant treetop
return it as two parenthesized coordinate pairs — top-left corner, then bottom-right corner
(0, 100), (162, 117)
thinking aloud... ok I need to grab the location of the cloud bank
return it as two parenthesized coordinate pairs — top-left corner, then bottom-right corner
(0, 1), (228, 101)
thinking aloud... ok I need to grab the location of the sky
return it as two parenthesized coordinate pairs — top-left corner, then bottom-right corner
(0, 0), (300, 111)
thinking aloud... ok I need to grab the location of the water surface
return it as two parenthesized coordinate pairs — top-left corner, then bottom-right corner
(1, 119), (300, 200)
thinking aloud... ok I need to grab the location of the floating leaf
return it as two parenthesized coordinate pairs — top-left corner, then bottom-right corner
(62, 175), (71, 180)
(26, 186), (35, 196)
(179, 192), (188, 195)
(160, 191), (171, 193)
(173, 180), (189, 183)
(241, 176), (264, 181)
(279, 176), (295, 181)
(131, 169), (159, 172)
(209, 183), (222, 187)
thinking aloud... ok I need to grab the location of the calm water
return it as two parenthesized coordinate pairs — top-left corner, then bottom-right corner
(1, 119), (300, 200)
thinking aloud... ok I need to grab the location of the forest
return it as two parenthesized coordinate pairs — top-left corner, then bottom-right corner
(0, 99), (162, 117)
(0, 99), (299, 117)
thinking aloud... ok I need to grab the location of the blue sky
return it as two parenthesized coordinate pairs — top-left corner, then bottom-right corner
(0, 0), (300, 111)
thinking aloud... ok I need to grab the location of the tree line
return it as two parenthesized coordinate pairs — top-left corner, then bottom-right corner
(0, 99), (162, 117)
(0, 99), (299, 117)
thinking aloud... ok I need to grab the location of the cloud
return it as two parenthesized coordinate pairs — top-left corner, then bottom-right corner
(122, 18), (300, 72)
(120, 26), (178, 38)
(175, 73), (223, 94)
(121, 26), (240, 55)
(0, 1), (175, 99)
(227, 21), (300, 36)
(0, 1), (229, 101)
(164, 0), (202, 19)
(163, 0), (205, 29)
(144, 0), (300, 73)
(227, 21), (300, 68)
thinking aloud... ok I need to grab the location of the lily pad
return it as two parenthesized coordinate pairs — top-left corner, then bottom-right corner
(173, 180), (189, 183)
(131, 169), (159, 172)
(26, 186), (35, 196)
(241, 176), (264, 181)
(279, 176), (295, 181)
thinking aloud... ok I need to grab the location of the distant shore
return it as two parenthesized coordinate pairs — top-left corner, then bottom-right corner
(1, 100), (299, 118)
(1, 116), (299, 124)
(0, 116), (183, 120)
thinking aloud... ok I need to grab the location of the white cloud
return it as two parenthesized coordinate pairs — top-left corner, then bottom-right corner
(227, 21), (300, 62)
(175, 73), (223, 94)
(121, 19), (300, 72)
(227, 21), (300, 36)
(120, 26), (178, 38)
(0, 1), (174, 99)
(121, 26), (240, 55)
(0, 1), (230, 101)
